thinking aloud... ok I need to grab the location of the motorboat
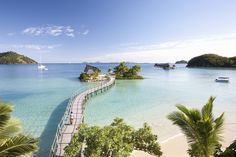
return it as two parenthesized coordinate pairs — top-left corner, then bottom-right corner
(215, 77), (229, 83)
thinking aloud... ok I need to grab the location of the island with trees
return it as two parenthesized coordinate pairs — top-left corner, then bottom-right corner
(175, 60), (188, 64)
(113, 62), (143, 79)
(187, 54), (236, 68)
(79, 64), (106, 82)
(0, 51), (37, 64)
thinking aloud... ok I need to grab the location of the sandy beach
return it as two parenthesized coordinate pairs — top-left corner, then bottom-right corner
(131, 135), (188, 157)
(131, 122), (236, 157)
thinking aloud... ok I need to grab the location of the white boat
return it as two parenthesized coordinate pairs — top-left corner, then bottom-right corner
(215, 77), (229, 83)
(38, 53), (48, 71)
(38, 64), (48, 71)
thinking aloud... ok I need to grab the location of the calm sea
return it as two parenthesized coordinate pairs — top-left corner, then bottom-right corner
(0, 64), (236, 156)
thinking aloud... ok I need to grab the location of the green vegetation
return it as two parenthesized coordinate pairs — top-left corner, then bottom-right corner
(79, 71), (100, 82)
(79, 64), (102, 82)
(187, 54), (236, 68)
(0, 100), (38, 156)
(214, 140), (236, 157)
(168, 97), (224, 157)
(175, 60), (188, 64)
(0, 51), (37, 64)
(114, 62), (143, 79)
(64, 118), (162, 157)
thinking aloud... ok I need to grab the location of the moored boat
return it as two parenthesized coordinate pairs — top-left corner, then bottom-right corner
(215, 77), (229, 83)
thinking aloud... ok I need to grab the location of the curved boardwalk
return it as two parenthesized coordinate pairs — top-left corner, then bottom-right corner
(50, 77), (115, 157)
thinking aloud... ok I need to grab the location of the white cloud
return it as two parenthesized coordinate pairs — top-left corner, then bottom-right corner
(82, 29), (89, 35)
(0, 44), (60, 51)
(85, 33), (236, 63)
(22, 25), (76, 37)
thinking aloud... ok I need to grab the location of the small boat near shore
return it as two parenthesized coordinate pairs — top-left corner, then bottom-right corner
(215, 77), (229, 83)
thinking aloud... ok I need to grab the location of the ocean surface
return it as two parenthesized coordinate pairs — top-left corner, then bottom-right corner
(0, 64), (236, 156)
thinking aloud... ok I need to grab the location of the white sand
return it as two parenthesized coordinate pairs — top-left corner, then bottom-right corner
(131, 123), (236, 157)
(131, 135), (188, 157)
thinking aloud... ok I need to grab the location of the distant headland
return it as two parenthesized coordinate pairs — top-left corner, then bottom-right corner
(187, 54), (236, 68)
(0, 51), (37, 64)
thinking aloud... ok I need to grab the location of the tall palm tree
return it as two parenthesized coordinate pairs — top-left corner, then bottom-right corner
(167, 97), (224, 157)
(0, 100), (38, 157)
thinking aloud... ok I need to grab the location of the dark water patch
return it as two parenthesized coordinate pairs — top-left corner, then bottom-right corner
(36, 99), (69, 157)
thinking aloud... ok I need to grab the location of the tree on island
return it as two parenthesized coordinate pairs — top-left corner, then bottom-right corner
(168, 97), (224, 157)
(114, 62), (143, 79)
(64, 118), (162, 157)
(0, 100), (38, 156)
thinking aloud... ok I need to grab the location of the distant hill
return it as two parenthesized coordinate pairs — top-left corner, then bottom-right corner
(175, 60), (188, 64)
(0, 51), (37, 64)
(187, 54), (236, 68)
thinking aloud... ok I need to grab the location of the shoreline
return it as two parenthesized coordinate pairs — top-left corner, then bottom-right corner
(131, 122), (236, 157)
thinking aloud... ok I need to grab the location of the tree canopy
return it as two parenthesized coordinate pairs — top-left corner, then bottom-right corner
(187, 54), (236, 68)
(113, 62), (143, 79)
(214, 140), (236, 157)
(65, 118), (162, 157)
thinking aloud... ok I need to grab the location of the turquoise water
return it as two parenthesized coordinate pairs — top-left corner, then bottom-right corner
(0, 64), (236, 156)
(84, 65), (236, 141)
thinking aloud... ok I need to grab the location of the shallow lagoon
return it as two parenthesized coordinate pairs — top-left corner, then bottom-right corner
(0, 64), (236, 156)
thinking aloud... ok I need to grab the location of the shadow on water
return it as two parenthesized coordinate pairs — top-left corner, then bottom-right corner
(35, 99), (69, 157)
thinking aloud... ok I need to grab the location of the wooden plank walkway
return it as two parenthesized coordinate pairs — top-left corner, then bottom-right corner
(49, 77), (115, 157)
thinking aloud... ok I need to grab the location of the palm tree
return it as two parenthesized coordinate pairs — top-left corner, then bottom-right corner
(167, 97), (224, 157)
(0, 100), (38, 157)
(114, 62), (129, 76)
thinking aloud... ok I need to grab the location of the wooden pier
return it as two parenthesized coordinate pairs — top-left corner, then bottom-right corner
(49, 77), (115, 157)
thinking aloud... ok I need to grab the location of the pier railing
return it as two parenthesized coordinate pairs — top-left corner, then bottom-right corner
(49, 76), (115, 157)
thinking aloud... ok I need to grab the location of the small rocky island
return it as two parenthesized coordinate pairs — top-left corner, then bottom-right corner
(154, 63), (175, 70)
(187, 54), (236, 68)
(113, 62), (143, 79)
(0, 51), (37, 64)
(175, 60), (188, 64)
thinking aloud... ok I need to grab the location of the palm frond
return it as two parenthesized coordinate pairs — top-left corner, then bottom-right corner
(168, 97), (224, 157)
(0, 101), (13, 129)
(0, 134), (39, 157)
(167, 111), (197, 144)
(213, 113), (224, 140)
(202, 96), (215, 121)
(0, 119), (22, 142)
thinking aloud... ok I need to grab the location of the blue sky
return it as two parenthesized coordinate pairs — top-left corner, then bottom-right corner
(0, 0), (236, 63)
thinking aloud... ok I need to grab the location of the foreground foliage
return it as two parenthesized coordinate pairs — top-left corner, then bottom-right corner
(114, 62), (143, 79)
(65, 118), (162, 157)
(214, 140), (236, 157)
(168, 97), (224, 157)
(0, 100), (38, 157)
